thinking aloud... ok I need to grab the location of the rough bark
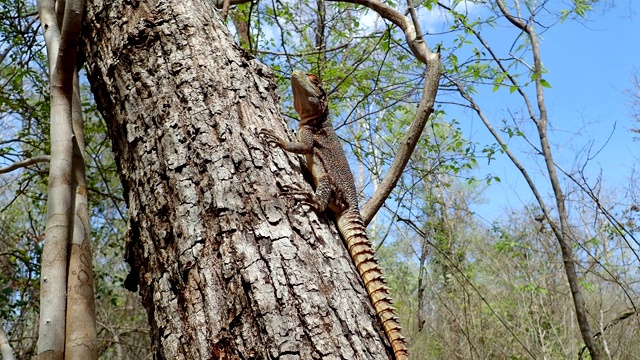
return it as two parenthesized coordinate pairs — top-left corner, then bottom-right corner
(82, 1), (395, 358)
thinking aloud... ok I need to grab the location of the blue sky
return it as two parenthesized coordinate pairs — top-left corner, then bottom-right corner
(429, 2), (640, 222)
(343, 1), (639, 225)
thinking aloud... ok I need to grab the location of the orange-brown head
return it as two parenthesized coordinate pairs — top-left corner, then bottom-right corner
(291, 70), (327, 124)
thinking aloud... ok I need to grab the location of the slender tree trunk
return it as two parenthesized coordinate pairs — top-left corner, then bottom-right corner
(65, 70), (97, 359)
(37, 1), (86, 358)
(37, 0), (97, 358)
(0, 325), (15, 360)
(82, 1), (395, 358)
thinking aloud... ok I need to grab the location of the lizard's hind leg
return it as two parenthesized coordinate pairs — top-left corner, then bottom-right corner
(282, 174), (334, 213)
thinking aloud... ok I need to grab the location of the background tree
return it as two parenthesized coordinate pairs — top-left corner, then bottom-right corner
(630, 72), (640, 135)
(35, 0), (98, 357)
(0, 0), (149, 358)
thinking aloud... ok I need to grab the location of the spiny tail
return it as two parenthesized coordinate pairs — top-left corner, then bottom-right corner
(337, 210), (409, 360)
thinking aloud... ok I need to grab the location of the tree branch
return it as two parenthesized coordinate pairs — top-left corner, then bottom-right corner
(495, 0), (527, 30)
(491, 2), (599, 358)
(0, 155), (50, 174)
(361, 59), (440, 225)
(37, 0), (61, 72)
(0, 325), (15, 360)
(37, 0), (86, 358)
(328, 0), (435, 64)
(328, 0), (441, 225)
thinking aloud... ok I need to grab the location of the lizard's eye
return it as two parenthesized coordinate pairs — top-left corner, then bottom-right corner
(307, 74), (320, 86)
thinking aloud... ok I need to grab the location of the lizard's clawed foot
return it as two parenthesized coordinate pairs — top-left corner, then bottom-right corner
(280, 184), (320, 211)
(281, 183), (307, 192)
(259, 128), (283, 145)
(281, 183), (314, 200)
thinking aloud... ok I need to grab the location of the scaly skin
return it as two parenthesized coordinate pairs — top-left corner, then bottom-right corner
(260, 70), (408, 359)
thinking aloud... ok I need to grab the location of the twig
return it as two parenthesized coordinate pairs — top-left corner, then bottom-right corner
(0, 155), (50, 174)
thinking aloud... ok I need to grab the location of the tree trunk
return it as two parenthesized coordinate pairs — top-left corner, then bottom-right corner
(81, 1), (394, 358)
(0, 325), (16, 360)
(37, 1), (89, 358)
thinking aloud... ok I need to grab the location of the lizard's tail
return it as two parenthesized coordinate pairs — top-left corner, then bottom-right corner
(337, 210), (409, 360)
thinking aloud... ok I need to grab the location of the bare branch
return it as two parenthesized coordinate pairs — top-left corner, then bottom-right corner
(255, 39), (353, 57)
(629, 73), (640, 133)
(495, 0), (527, 30)
(328, 0), (435, 64)
(492, 2), (599, 358)
(324, 0), (440, 224)
(0, 155), (50, 174)
(221, 0), (231, 21)
(405, 0), (423, 44)
(37, 0), (86, 358)
(37, 0), (61, 72)
(361, 58), (440, 226)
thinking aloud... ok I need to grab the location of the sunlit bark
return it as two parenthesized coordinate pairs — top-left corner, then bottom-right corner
(82, 0), (396, 358)
(37, 0), (96, 358)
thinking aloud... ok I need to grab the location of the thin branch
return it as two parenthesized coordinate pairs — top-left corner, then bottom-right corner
(0, 155), (50, 174)
(361, 59), (440, 225)
(405, 0), (423, 44)
(396, 215), (537, 359)
(327, 0), (435, 64)
(254, 38), (353, 57)
(494, 1), (599, 357)
(324, 0), (440, 225)
(495, 0), (527, 30)
(212, 0), (252, 8)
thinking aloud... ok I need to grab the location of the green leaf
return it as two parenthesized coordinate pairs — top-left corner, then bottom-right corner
(540, 79), (552, 88)
(580, 279), (595, 292)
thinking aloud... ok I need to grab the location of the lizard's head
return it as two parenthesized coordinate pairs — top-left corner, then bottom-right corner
(291, 70), (327, 125)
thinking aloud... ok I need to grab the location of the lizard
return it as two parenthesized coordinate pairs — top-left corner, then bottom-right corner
(260, 70), (409, 360)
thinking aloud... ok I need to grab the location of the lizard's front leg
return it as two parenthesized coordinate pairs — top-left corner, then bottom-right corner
(259, 128), (313, 154)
